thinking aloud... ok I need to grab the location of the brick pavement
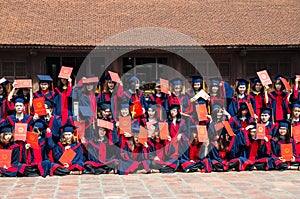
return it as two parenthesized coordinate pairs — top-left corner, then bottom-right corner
(1, 171), (300, 199)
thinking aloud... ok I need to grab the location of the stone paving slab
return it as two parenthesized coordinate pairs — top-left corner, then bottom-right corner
(1, 171), (300, 199)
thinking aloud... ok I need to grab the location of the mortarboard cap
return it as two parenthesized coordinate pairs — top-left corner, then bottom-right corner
(33, 119), (48, 131)
(290, 102), (300, 109)
(0, 123), (13, 134)
(171, 78), (183, 86)
(128, 76), (139, 83)
(250, 76), (261, 84)
(170, 103), (181, 110)
(278, 120), (290, 129)
(99, 102), (111, 110)
(239, 102), (248, 110)
(105, 74), (112, 81)
(120, 100), (130, 109)
(148, 102), (157, 110)
(236, 78), (249, 87)
(275, 75), (285, 81)
(12, 95), (27, 104)
(260, 107), (272, 115)
(79, 106), (94, 117)
(191, 76), (203, 83)
(37, 75), (53, 82)
(44, 99), (55, 109)
(210, 77), (221, 86)
(131, 123), (140, 134)
(211, 102), (223, 111)
(60, 123), (76, 133)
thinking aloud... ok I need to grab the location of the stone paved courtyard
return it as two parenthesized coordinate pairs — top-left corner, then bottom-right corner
(1, 171), (300, 199)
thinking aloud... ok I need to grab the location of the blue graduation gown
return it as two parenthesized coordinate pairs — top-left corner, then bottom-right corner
(84, 138), (119, 169)
(0, 142), (20, 177)
(19, 138), (51, 177)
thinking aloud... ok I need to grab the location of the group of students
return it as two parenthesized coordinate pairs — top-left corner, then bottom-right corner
(1, 70), (300, 178)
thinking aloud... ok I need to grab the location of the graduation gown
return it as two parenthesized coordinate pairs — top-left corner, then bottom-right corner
(118, 139), (153, 175)
(18, 138), (51, 177)
(53, 82), (73, 125)
(84, 138), (119, 170)
(208, 133), (243, 171)
(249, 91), (269, 118)
(0, 142), (20, 177)
(167, 119), (198, 171)
(147, 93), (169, 120)
(228, 94), (255, 117)
(229, 116), (254, 134)
(168, 93), (193, 115)
(189, 140), (213, 173)
(6, 114), (34, 162)
(238, 129), (273, 170)
(47, 133), (84, 175)
(268, 91), (289, 122)
(271, 137), (296, 168)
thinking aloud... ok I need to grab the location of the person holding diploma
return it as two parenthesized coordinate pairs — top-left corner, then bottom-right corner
(229, 102), (255, 135)
(18, 120), (51, 177)
(82, 125), (119, 175)
(0, 124), (20, 177)
(270, 120), (296, 170)
(228, 79), (255, 117)
(48, 123), (84, 176)
(249, 76), (270, 121)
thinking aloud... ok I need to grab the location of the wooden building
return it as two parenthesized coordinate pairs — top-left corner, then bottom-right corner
(0, 0), (299, 87)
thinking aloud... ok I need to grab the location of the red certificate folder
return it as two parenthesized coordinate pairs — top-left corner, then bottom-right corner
(214, 122), (224, 132)
(138, 126), (148, 144)
(246, 102), (255, 118)
(196, 104), (208, 121)
(281, 143), (293, 161)
(222, 121), (235, 136)
(97, 119), (114, 130)
(33, 97), (47, 116)
(119, 116), (132, 135)
(58, 66), (73, 79)
(15, 79), (32, 88)
(59, 149), (76, 165)
(108, 71), (121, 83)
(280, 77), (291, 91)
(0, 149), (12, 168)
(197, 125), (208, 142)
(14, 123), (28, 141)
(159, 122), (169, 140)
(160, 78), (169, 94)
(26, 132), (39, 149)
(256, 124), (266, 139)
(82, 77), (99, 84)
(257, 70), (272, 86)
(292, 125), (300, 142)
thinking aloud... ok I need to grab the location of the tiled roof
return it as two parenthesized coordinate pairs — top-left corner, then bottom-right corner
(0, 0), (299, 46)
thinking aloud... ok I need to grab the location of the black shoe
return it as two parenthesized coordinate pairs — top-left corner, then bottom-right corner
(84, 164), (95, 174)
(245, 164), (254, 171)
(228, 161), (239, 171)
(213, 163), (224, 172)
(277, 162), (288, 171)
